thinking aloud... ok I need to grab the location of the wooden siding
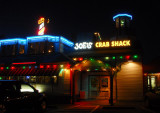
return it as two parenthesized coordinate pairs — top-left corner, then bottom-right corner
(117, 62), (143, 101)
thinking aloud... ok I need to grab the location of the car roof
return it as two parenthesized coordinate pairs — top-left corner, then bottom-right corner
(0, 80), (27, 84)
(0, 80), (17, 81)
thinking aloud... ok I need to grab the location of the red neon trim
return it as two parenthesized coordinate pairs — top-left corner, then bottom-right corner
(40, 65), (44, 68)
(12, 62), (36, 65)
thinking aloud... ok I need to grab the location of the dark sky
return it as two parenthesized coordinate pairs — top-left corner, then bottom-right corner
(0, 0), (159, 64)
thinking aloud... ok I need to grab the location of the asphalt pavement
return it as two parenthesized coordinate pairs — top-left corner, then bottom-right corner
(45, 101), (160, 113)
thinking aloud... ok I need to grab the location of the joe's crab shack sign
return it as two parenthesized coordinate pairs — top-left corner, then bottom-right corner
(74, 40), (131, 50)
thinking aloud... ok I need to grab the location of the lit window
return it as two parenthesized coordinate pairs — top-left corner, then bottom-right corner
(19, 45), (25, 54)
(47, 42), (54, 53)
(120, 19), (125, 27)
(151, 76), (156, 89)
(52, 76), (57, 84)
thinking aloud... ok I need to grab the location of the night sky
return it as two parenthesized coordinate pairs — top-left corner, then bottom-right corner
(0, 0), (159, 64)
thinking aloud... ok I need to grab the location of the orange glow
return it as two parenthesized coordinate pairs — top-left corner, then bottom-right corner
(38, 17), (45, 24)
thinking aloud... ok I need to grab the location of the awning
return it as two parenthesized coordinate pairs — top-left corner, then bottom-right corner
(0, 68), (60, 76)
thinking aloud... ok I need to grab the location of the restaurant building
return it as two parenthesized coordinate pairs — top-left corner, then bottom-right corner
(0, 14), (144, 104)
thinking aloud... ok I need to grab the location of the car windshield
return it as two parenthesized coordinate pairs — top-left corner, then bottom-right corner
(20, 83), (36, 93)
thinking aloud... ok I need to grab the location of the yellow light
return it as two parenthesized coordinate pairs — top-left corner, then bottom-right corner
(60, 65), (63, 68)
(111, 40), (130, 47)
(38, 27), (45, 35)
(47, 19), (50, 23)
(48, 50), (52, 53)
(38, 17), (45, 24)
(82, 60), (87, 64)
(97, 60), (102, 63)
(73, 58), (77, 61)
(95, 42), (110, 48)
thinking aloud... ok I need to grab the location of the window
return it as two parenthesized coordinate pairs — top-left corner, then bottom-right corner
(47, 42), (54, 53)
(20, 84), (34, 92)
(151, 76), (156, 89)
(116, 18), (119, 28)
(35, 42), (39, 54)
(19, 45), (25, 54)
(52, 76), (58, 84)
(28, 43), (35, 54)
(28, 42), (47, 54)
(1, 45), (16, 56)
(120, 18), (125, 27)
(39, 42), (45, 54)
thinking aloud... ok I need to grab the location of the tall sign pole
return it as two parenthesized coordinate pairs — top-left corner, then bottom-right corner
(38, 17), (50, 35)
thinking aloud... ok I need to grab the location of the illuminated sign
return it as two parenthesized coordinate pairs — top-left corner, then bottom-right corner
(74, 40), (131, 50)
(74, 42), (93, 50)
(95, 40), (131, 48)
(38, 17), (45, 35)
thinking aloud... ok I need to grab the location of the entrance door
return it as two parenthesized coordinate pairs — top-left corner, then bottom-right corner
(89, 76), (110, 99)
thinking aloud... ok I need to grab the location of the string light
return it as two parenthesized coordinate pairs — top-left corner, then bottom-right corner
(0, 67), (4, 70)
(133, 55), (138, 59)
(40, 65), (44, 68)
(112, 56), (116, 60)
(125, 55), (130, 60)
(105, 57), (109, 60)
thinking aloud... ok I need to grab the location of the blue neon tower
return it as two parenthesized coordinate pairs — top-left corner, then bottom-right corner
(113, 13), (132, 39)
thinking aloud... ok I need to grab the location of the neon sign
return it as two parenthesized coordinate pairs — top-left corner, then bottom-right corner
(74, 42), (93, 50)
(38, 17), (45, 35)
(95, 40), (130, 48)
(111, 40), (130, 47)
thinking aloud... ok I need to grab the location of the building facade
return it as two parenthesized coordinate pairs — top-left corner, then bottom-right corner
(0, 14), (144, 104)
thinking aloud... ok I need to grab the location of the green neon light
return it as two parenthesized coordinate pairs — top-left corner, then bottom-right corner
(23, 66), (26, 69)
(112, 56), (116, 60)
(120, 56), (123, 59)
(133, 55), (138, 59)
(6, 67), (9, 69)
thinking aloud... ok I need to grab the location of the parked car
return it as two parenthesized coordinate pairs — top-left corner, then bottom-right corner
(0, 80), (47, 113)
(145, 89), (160, 108)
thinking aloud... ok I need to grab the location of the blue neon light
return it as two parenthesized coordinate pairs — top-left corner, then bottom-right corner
(26, 76), (30, 79)
(0, 38), (26, 45)
(27, 35), (74, 47)
(60, 36), (74, 47)
(0, 35), (74, 48)
(48, 36), (59, 42)
(27, 35), (59, 43)
(113, 14), (132, 21)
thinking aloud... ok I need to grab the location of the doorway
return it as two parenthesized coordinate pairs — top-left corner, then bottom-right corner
(88, 76), (110, 99)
